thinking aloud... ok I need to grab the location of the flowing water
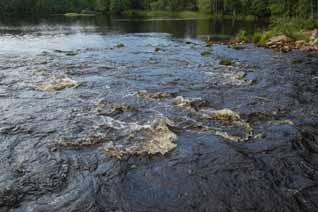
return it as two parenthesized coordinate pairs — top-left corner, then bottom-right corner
(0, 16), (318, 212)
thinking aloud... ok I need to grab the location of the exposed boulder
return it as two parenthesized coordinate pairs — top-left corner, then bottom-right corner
(311, 29), (318, 39)
(268, 35), (291, 43)
(295, 40), (306, 48)
(266, 35), (292, 52)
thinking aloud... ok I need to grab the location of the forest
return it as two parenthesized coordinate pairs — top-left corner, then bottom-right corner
(0, 0), (317, 19)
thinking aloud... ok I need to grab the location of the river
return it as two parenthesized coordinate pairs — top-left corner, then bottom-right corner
(0, 16), (317, 211)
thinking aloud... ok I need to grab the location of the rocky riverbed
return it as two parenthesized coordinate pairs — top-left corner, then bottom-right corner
(0, 28), (318, 212)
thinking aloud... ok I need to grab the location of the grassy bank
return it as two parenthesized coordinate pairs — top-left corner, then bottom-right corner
(232, 18), (318, 45)
(122, 10), (212, 19)
(64, 12), (96, 17)
(254, 18), (318, 45)
(122, 10), (256, 21)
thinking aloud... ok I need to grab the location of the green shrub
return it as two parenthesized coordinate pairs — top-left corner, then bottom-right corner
(232, 30), (250, 43)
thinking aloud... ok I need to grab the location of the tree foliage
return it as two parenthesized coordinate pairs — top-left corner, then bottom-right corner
(0, 0), (317, 18)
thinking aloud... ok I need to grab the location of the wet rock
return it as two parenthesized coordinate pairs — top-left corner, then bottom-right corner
(311, 29), (318, 40)
(228, 44), (246, 50)
(200, 109), (241, 122)
(206, 36), (214, 47)
(266, 35), (293, 52)
(300, 44), (318, 52)
(267, 35), (291, 44)
(173, 96), (209, 110)
(292, 59), (303, 64)
(295, 40), (306, 48)
(96, 99), (136, 116)
(35, 77), (77, 91)
(54, 50), (79, 56)
(201, 51), (211, 57)
(116, 43), (125, 48)
(137, 90), (175, 99)
(281, 45), (292, 52)
(219, 58), (235, 66)
(234, 71), (247, 80)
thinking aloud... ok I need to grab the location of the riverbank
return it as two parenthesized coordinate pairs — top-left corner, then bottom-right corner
(229, 18), (318, 52)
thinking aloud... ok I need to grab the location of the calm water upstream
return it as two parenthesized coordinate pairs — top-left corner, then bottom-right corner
(0, 16), (268, 40)
(0, 16), (318, 212)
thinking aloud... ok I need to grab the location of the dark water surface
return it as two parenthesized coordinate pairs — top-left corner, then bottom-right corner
(0, 15), (267, 38)
(0, 17), (318, 212)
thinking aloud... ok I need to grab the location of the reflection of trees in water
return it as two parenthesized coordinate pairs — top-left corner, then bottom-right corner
(0, 17), (268, 39)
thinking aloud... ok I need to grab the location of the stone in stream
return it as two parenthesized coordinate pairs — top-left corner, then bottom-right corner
(137, 90), (176, 99)
(234, 71), (247, 80)
(173, 96), (209, 110)
(219, 58), (235, 66)
(96, 99), (137, 116)
(35, 77), (77, 91)
(266, 35), (293, 52)
(201, 51), (211, 56)
(116, 43), (125, 48)
(54, 50), (79, 56)
(200, 108), (241, 122)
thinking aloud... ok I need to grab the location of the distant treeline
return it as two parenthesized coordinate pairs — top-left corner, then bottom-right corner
(0, 0), (317, 18)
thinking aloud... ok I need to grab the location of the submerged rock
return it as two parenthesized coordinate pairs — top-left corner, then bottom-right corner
(201, 51), (211, 57)
(102, 117), (178, 157)
(58, 117), (177, 158)
(200, 109), (241, 122)
(219, 58), (235, 66)
(116, 43), (125, 48)
(54, 50), (79, 56)
(228, 44), (246, 50)
(137, 90), (175, 99)
(35, 77), (77, 91)
(96, 99), (136, 116)
(173, 96), (209, 110)
(234, 71), (247, 80)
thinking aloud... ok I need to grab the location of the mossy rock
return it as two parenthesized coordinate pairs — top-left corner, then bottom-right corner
(116, 43), (125, 48)
(201, 51), (211, 57)
(228, 44), (246, 50)
(292, 59), (303, 64)
(219, 58), (235, 66)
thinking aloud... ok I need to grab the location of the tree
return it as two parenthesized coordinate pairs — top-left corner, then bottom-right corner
(197, 0), (212, 13)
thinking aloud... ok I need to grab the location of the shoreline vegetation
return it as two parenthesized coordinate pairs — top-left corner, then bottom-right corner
(55, 9), (318, 53)
(121, 10), (256, 21)
(56, 10), (257, 21)
(1, 0), (317, 52)
(51, 8), (318, 52)
(230, 18), (318, 52)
